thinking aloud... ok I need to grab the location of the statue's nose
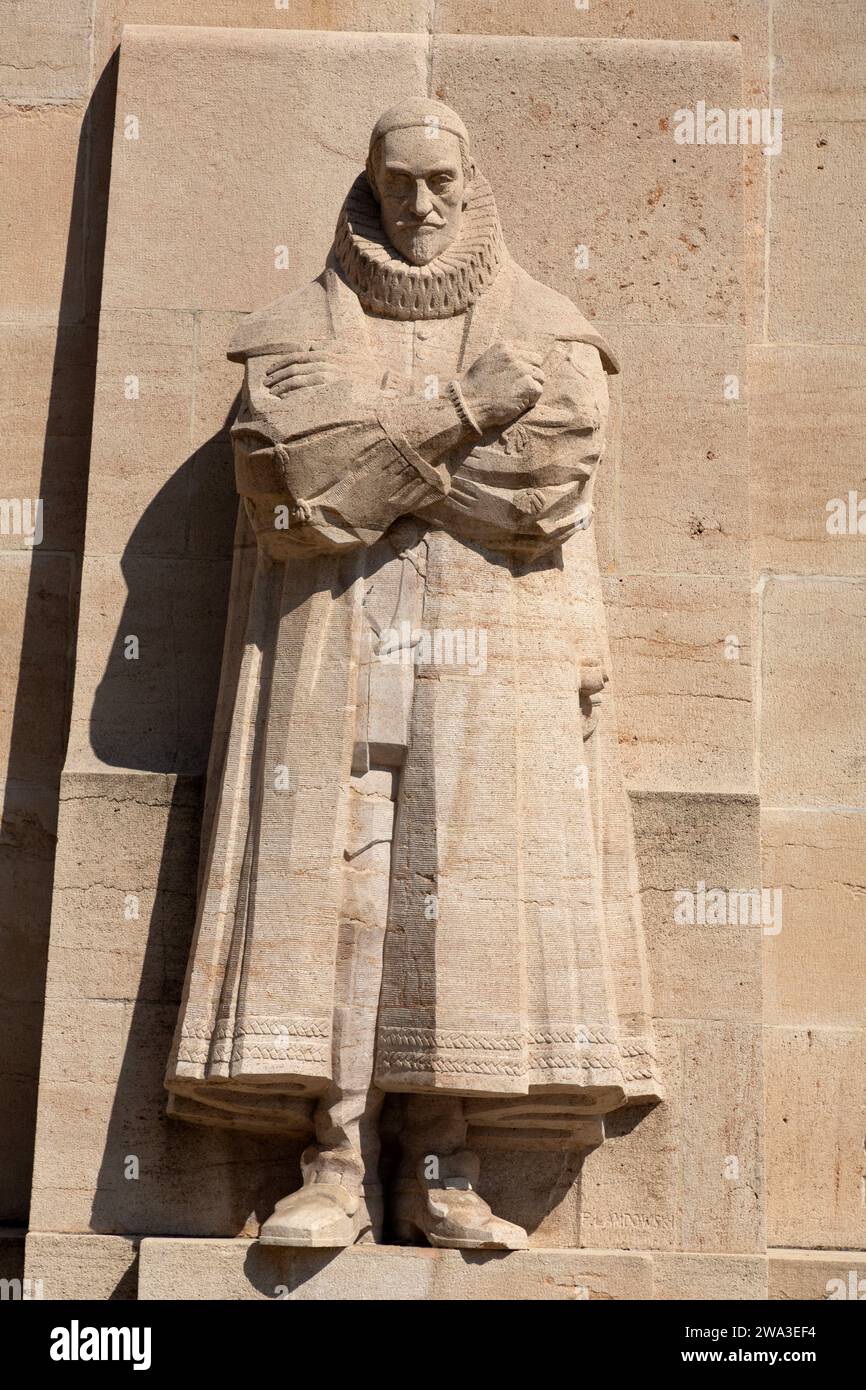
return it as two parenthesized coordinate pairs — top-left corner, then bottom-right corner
(408, 180), (435, 218)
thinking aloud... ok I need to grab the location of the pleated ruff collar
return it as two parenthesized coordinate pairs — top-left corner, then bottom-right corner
(333, 172), (506, 320)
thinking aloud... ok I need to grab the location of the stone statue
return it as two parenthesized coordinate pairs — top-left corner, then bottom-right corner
(166, 99), (662, 1250)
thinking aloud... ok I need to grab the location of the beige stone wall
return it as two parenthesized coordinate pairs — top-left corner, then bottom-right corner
(3, 2), (864, 1295)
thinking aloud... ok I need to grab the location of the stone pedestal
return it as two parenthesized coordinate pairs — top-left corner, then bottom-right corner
(134, 1239), (774, 1302)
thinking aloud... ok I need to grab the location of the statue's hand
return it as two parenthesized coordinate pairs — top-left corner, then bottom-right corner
(263, 347), (383, 397)
(457, 339), (546, 431)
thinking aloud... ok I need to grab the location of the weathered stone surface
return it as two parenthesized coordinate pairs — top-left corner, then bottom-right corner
(766, 1028), (866, 1251)
(430, 36), (743, 328)
(102, 28), (429, 313)
(65, 555), (231, 776)
(633, 792), (761, 1023)
(28, 771), (302, 1238)
(94, 1), (431, 75)
(0, 1), (92, 102)
(653, 1251), (768, 1300)
(768, 121), (866, 344)
(750, 346), (866, 575)
(775, 0), (866, 123)
(578, 1029), (679, 1252)
(435, 0), (762, 51)
(84, 308), (240, 562)
(603, 576), (754, 793)
(763, 809), (866, 1029)
(138, 1239), (776, 1300)
(1, 322), (96, 554)
(24, 1233), (138, 1300)
(613, 325), (748, 575)
(0, 105), (86, 321)
(675, 1020), (764, 1252)
(769, 1249), (866, 1301)
(5, 322), (96, 443)
(138, 1238), (653, 1300)
(581, 1020), (764, 1254)
(46, 772), (201, 1006)
(760, 578), (866, 807)
(85, 310), (196, 557)
(436, 4), (768, 338)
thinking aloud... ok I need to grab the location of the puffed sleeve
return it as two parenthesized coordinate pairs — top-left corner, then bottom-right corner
(417, 340), (610, 559)
(234, 352), (462, 557)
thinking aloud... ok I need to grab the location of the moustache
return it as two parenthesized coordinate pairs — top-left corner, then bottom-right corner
(396, 216), (447, 231)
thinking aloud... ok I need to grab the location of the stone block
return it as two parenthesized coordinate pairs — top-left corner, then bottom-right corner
(28, 771), (301, 1239)
(633, 792), (762, 1023)
(435, 0), (761, 50)
(101, 27), (429, 313)
(763, 809), (866, 1030)
(760, 578), (866, 807)
(653, 1251), (768, 1300)
(83, 308), (240, 563)
(0, 105), (86, 321)
(775, 0), (866, 123)
(430, 35), (743, 328)
(766, 1027), (866, 1251)
(94, 2), (431, 75)
(43, 771), (201, 1008)
(24, 1233), (138, 1301)
(85, 310), (196, 557)
(613, 325), (748, 575)
(769, 1250), (866, 1301)
(0, 322), (96, 555)
(581, 1019), (764, 1254)
(603, 575), (754, 793)
(434, 5), (767, 339)
(138, 1238), (653, 1300)
(0, 780), (58, 1221)
(750, 346), (866, 575)
(0, 554), (75, 787)
(768, 121), (866, 344)
(674, 1020), (764, 1252)
(0, 1), (91, 102)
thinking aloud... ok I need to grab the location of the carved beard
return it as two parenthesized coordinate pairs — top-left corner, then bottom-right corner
(333, 172), (506, 320)
(396, 221), (448, 266)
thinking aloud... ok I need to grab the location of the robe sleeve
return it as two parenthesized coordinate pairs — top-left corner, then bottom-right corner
(233, 352), (466, 557)
(416, 340), (611, 558)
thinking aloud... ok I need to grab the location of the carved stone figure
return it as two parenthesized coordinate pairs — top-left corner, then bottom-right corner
(166, 99), (662, 1250)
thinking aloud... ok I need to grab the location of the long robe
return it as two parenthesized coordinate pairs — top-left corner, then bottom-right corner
(165, 252), (663, 1137)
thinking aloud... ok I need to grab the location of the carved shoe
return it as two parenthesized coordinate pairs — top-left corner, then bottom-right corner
(393, 1151), (528, 1250)
(258, 1183), (369, 1248)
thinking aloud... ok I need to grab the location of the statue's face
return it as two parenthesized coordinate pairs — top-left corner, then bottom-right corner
(373, 128), (467, 265)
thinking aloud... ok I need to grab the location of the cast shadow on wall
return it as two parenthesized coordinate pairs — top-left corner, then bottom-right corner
(87, 398), (306, 1241)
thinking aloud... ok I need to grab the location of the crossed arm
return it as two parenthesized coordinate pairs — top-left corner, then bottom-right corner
(232, 337), (608, 558)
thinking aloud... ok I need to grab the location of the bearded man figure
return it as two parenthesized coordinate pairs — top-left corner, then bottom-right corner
(165, 99), (662, 1251)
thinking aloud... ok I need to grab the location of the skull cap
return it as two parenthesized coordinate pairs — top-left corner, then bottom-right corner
(368, 98), (470, 154)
